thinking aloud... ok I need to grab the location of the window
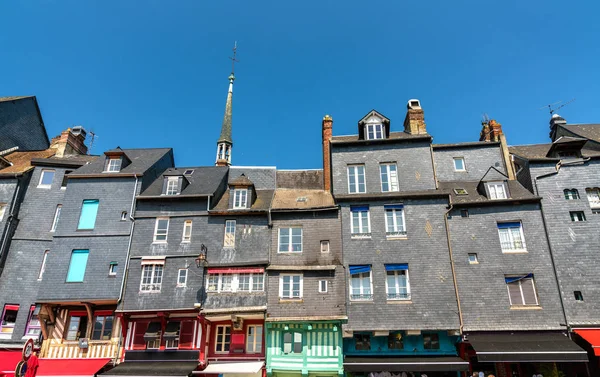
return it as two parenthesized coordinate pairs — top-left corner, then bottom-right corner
(349, 265), (372, 301)
(182, 220), (192, 242)
(453, 157), (465, 172)
(586, 188), (600, 208)
(164, 322), (180, 349)
(153, 218), (169, 242)
(224, 220), (236, 248)
(165, 177), (179, 195)
(564, 189), (580, 200)
(278, 227), (302, 253)
(66, 249), (89, 282)
(283, 332), (302, 354)
(140, 264), (163, 292)
(252, 273), (264, 291)
(351, 206), (370, 237)
(25, 306), (41, 337)
(506, 274), (539, 306)
(233, 189), (248, 208)
(454, 188), (468, 196)
(354, 334), (371, 351)
(366, 124), (384, 140)
(61, 170), (72, 188)
(570, 211), (586, 222)
(65, 314), (87, 340)
(380, 163), (399, 192)
(460, 209), (469, 218)
(0, 204), (5, 222)
(215, 325), (231, 353)
(348, 165), (366, 194)
(0, 304), (18, 336)
(38, 169), (55, 188)
(468, 253), (478, 264)
(385, 204), (406, 238)
(120, 211), (127, 221)
(50, 204), (62, 232)
(38, 250), (49, 280)
(487, 182), (507, 200)
(207, 273), (264, 293)
(246, 325), (263, 353)
(145, 322), (161, 349)
(388, 333), (403, 350)
(106, 158), (120, 172)
(574, 291), (584, 301)
(497, 222), (526, 252)
(423, 333), (440, 350)
(280, 274), (302, 299)
(77, 199), (99, 230)
(184, 169), (194, 175)
(319, 280), (328, 293)
(385, 265), (410, 300)
(177, 269), (188, 287)
(320, 240), (330, 253)
(108, 262), (118, 276)
(92, 315), (114, 340)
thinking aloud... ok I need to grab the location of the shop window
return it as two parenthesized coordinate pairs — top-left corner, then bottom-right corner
(423, 332), (440, 350)
(92, 315), (114, 340)
(283, 331), (302, 354)
(65, 314), (88, 341)
(354, 334), (371, 351)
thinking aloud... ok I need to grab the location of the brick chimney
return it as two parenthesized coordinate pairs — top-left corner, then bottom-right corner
(480, 119), (515, 180)
(549, 113), (567, 141)
(403, 99), (427, 134)
(50, 126), (88, 157)
(322, 115), (333, 192)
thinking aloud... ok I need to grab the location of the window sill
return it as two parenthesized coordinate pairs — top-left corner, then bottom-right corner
(152, 241), (168, 244)
(386, 236), (408, 240)
(76, 228), (94, 231)
(348, 192), (367, 195)
(349, 300), (374, 303)
(65, 281), (84, 283)
(181, 241), (191, 244)
(37, 185), (51, 189)
(279, 298), (303, 303)
(108, 274), (117, 278)
(139, 290), (162, 294)
(501, 249), (528, 254)
(387, 299), (412, 304)
(510, 305), (542, 310)
(351, 234), (371, 240)
(277, 251), (303, 254)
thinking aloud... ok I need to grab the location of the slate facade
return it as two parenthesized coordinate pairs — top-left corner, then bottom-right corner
(0, 96), (49, 153)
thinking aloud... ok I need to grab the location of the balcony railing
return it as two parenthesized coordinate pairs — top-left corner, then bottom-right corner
(500, 240), (525, 251)
(387, 292), (411, 300)
(42, 339), (119, 359)
(350, 293), (373, 301)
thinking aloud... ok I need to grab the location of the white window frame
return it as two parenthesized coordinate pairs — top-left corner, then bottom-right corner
(121, 211), (128, 221)
(384, 207), (406, 238)
(182, 220), (192, 242)
(570, 211), (586, 222)
(318, 280), (328, 293)
(564, 189), (580, 200)
(0, 203), (5, 222)
(50, 204), (62, 232)
(177, 269), (188, 287)
(320, 240), (330, 253)
(487, 182), (508, 200)
(233, 189), (248, 209)
(38, 169), (55, 188)
(468, 253), (478, 264)
(246, 325), (263, 354)
(365, 123), (384, 140)
(153, 218), (169, 242)
(380, 163), (399, 192)
(108, 262), (118, 276)
(165, 177), (179, 195)
(350, 208), (371, 237)
(385, 270), (411, 300)
(224, 220), (236, 248)
(453, 157), (466, 172)
(497, 222), (527, 252)
(586, 188), (600, 209)
(215, 325), (231, 353)
(349, 271), (373, 301)
(278, 227), (303, 253)
(347, 165), (366, 194)
(206, 273), (264, 293)
(38, 250), (49, 280)
(140, 264), (163, 292)
(506, 276), (539, 306)
(106, 158), (120, 172)
(279, 274), (303, 299)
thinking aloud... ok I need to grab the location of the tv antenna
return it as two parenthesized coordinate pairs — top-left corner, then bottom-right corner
(539, 98), (575, 115)
(229, 41), (239, 74)
(482, 113), (490, 124)
(88, 129), (98, 155)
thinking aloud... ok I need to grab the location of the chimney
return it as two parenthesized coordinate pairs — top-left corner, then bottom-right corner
(322, 115), (333, 192)
(50, 127), (88, 157)
(403, 99), (427, 134)
(479, 119), (503, 142)
(549, 113), (567, 141)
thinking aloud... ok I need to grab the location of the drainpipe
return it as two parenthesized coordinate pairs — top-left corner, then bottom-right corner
(444, 199), (464, 335)
(0, 173), (22, 275)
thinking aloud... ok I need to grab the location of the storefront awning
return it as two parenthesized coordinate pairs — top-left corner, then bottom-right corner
(37, 358), (111, 377)
(343, 357), (469, 372)
(193, 361), (264, 374)
(574, 329), (600, 356)
(100, 361), (198, 377)
(468, 332), (589, 362)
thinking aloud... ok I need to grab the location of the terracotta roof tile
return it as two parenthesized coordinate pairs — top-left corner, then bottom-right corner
(0, 149), (56, 175)
(272, 189), (335, 210)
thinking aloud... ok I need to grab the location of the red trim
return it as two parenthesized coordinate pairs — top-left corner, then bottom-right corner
(69, 311), (88, 317)
(94, 310), (114, 316)
(37, 358), (110, 376)
(207, 267), (264, 274)
(574, 329), (600, 356)
(4, 304), (19, 311)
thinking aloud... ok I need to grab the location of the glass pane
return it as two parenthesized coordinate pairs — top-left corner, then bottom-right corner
(66, 250), (89, 282)
(78, 200), (99, 229)
(41, 171), (55, 186)
(360, 212), (369, 233)
(386, 210), (395, 232)
(352, 212), (360, 233)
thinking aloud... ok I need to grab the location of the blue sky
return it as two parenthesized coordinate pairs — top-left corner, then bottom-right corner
(1, 1), (599, 169)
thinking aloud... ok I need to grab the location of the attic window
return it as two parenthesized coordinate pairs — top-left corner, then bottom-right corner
(106, 158), (120, 172)
(454, 188), (468, 196)
(487, 182), (507, 200)
(165, 177), (179, 196)
(296, 197), (308, 203)
(184, 169), (194, 175)
(366, 124), (384, 140)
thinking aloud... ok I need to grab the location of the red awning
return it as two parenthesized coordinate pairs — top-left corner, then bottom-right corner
(37, 358), (111, 377)
(575, 329), (600, 356)
(0, 350), (23, 377)
(207, 267), (264, 274)
(5, 305), (20, 311)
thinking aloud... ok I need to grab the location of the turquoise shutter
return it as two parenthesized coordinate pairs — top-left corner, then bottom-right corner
(66, 249), (89, 282)
(78, 200), (99, 229)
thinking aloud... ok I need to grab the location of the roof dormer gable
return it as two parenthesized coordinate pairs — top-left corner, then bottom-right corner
(103, 147), (131, 173)
(358, 110), (390, 141)
(477, 167), (510, 200)
(228, 174), (256, 209)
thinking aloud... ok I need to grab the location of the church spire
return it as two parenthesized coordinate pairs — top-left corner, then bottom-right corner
(216, 42), (238, 166)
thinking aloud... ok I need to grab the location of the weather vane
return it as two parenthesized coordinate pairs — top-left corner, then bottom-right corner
(229, 41), (239, 74)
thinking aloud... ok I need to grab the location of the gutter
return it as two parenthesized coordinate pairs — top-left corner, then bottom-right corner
(0, 174), (22, 275)
(443, 198), (464, 335)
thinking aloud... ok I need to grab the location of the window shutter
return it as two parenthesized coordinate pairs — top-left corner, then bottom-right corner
(178, 320), (195, 349)
(521, 278), (538, 305)
(132, 322), (149, 350)
(507, 282), (523, 305)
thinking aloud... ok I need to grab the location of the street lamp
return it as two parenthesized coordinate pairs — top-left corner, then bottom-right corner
(195, 244), (208, 268)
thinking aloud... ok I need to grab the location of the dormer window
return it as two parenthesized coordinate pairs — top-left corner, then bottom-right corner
(366, 124), (384, 140)
(233, 189), (248, 209)
(487, 181), (508, 200)
(106, 158), (121, 172)
(165, 177), (179, 196)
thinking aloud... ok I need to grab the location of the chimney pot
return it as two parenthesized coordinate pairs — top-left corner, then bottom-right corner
(407, 99), (422, 110)
(50, 127), (88, 157)
(403, 99), (426, 134)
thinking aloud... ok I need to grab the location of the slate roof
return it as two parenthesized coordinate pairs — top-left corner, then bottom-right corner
(562, 124), (600, 143)
(331, 131), (431, 144)
(31, 154), (98, 167)
(433, 141), (500, 149)
(272, 189), (335, 210)
(139, 166), (228, 197)
(277, 170), (323, 190)
(509, 144), (600, 161)
(211, 189), (274, 213)
(69, 148), (172, 176)
(0, 96), (50, 152)
(229, 166), (276, 190)
(439, 180), (539, 205)
(229, 174), (254, 186)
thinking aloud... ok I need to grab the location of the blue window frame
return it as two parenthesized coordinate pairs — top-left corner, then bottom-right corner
(66, 249), (89, 282)
(78, 200), (99, 230)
